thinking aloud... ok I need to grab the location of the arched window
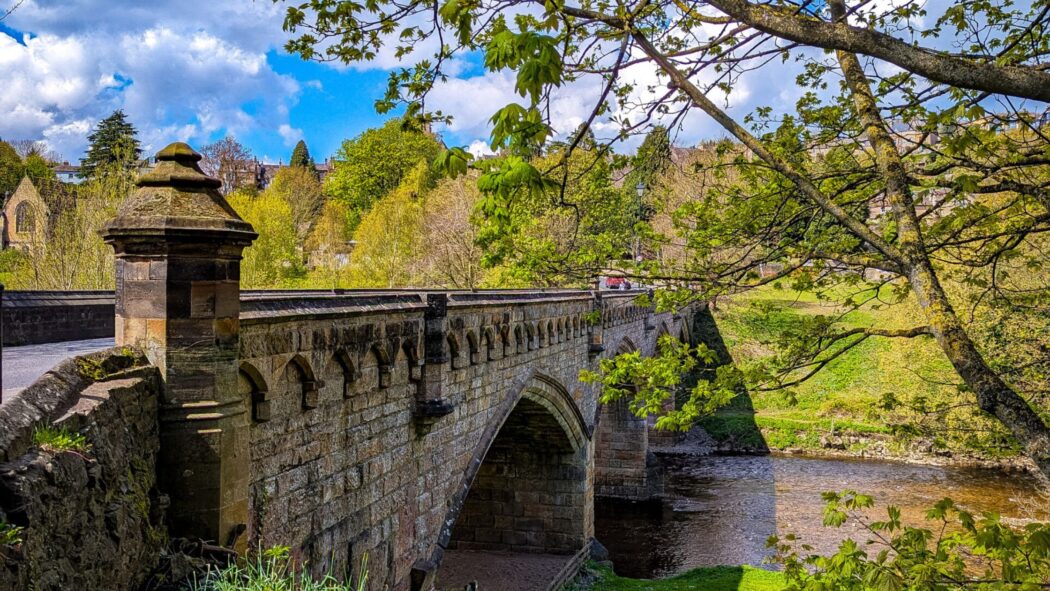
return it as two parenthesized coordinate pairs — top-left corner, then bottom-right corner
(15, 202), (34, 234)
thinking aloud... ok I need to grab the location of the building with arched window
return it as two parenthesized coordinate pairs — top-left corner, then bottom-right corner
(2, 176), (50, 250)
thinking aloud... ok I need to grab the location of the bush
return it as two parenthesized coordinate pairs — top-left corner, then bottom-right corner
(190, 546), (368, 591)
(769, 490), (1050, 591)
(32, 426), (90, 453)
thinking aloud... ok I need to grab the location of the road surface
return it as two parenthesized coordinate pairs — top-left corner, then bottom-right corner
(2, 338), (114, 401)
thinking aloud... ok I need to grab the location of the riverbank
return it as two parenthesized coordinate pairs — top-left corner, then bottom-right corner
(690, 410), (1036, 472)
(567, 563), (784, 591)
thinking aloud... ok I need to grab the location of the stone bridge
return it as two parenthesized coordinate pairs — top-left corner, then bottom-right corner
(0, 143), (700, 591)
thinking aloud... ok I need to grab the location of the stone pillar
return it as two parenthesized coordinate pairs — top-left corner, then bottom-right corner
(101, 143), (257, 549)
(588, 290), (604, 359)
(415, 293), (453, 432)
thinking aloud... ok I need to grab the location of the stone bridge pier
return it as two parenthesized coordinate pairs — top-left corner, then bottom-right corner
(101, 143), (700, 590)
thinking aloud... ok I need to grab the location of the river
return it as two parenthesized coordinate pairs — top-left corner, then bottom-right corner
(595, 453), (1049, 579)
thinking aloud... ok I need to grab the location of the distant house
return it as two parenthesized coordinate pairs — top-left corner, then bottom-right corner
(2, 176), (51, 250)
(54, 162), (83, 184)
(253, 159), (337, 190)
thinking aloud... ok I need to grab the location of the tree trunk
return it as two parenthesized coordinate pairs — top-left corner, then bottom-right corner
(830, 0), (1050, 477)
(909, 258), (1050, 475)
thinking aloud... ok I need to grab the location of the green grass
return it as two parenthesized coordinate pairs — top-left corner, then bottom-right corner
(32, 426), (90, 453)
(0, 520), (23, 546)
(573, 563), (785, 591)
(190, 547), (368, 591)
(709, 284), (1021, 459)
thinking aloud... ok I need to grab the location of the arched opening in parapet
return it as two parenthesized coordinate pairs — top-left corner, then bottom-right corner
(327, 349), (359, 399)
(447, 333), (465, 369)
(239, 362), (270, 422)
(438, 375), (591, 590)
(284, 354), (320, 410)
(403, 338), (422, 382)
(465, 329), (480, 365)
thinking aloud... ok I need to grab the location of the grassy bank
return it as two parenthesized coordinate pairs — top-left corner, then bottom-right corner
(704, 285), (1021, 461)
(569, 563), (784, 591)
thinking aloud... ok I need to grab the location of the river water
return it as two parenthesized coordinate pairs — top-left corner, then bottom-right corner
(595, 454), (1049, 579)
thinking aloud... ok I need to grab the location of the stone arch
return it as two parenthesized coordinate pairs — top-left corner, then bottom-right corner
(525, 322), (537, 350)
(437, 371), (590, 570)
(537, 321), (547, 347)
(328, 349), (359, 399)
(370, 342), (393, 387)
(481, 326), (498, 361)
(283, 354), (320, 410)
(513, 324), (524, 355)
(465, 329), (480, 365)
(572, 315), (580, 338)
(545, 319), (555, 344)
(499, 325), (511, 356)
(678, 318), (692, 346)
(617, 336), (638, 355)
(403, 338), (422, 382)
(447, 332), (465, 369)
(658, 320), (672, 338)
(239, 361), (270, 422)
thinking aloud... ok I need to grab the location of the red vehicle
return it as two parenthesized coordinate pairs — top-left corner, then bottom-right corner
(605, 277), (631, 290)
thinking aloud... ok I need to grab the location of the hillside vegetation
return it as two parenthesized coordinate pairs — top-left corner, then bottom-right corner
(703, 285), (1024, 462)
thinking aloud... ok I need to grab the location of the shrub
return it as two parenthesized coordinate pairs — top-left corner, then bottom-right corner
(32, 426), (90, 453)
(0, 520), (23, 546)
(769, 490), (1050, 590)
(190, 546), (368, 591)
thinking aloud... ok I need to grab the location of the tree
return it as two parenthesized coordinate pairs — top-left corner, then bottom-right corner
(624, 126), (672, 199)
(324, 118), (442, 229)
(304, 200), (354, 288)
(283, 0), (1050, 474)
(80, 110), (140, 178)
(345, 162), (428, 287)
(199, 136), (255, 196)
(0, 141), (23, 196)
(266, 166), (326, 244)
(290, 140), (315, 169)
(10, 139), (57, 162)
(227, 190), (302, 288)
(418, 174), (487, 288)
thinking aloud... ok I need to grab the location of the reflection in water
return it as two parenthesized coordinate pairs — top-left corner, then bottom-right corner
(596, 454), (1048, 579)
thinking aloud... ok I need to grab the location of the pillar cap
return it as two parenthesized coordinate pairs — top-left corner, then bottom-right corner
(101, 142), (257, 243)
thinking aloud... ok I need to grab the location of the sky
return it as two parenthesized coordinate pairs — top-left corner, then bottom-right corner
(0, 0), (801, 164)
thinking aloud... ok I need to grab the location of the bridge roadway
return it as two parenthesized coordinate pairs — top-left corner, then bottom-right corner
(1, 337), (114, 401)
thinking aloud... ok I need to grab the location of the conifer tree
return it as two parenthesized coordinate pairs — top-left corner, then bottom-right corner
(80, 110), (141, 178)
(290, 139), (314, 169)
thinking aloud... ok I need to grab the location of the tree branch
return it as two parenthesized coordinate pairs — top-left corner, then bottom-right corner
(704, 0), (1050, 101)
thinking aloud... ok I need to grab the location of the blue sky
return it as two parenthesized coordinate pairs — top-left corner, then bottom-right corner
(0, 0), (780, 163)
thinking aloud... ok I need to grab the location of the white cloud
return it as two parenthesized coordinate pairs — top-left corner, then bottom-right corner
(466, 139), (495, 158)
(278, 123), (304, 145)
(0, 0), (298, 160)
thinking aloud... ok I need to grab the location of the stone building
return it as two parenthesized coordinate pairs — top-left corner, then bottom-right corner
(1, 176), (51, 250)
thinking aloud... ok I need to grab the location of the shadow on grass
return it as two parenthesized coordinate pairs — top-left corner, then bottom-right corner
(693, 305), (770, 454)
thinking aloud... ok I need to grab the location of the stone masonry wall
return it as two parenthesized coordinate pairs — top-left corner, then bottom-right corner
(0, 348), (166, 591)
(2, 291), (115, 346)
(235, 290), (688, 591)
